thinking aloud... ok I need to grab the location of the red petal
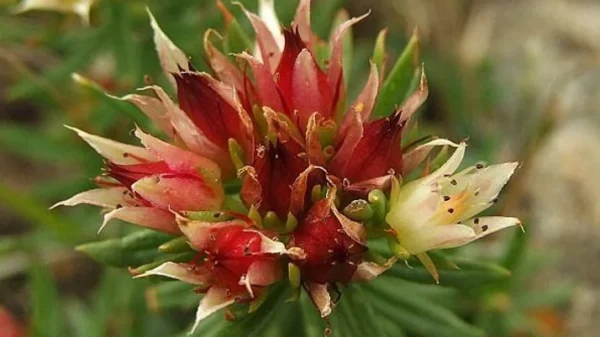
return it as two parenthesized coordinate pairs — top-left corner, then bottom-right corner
(238, 52), (286, 114)
(107, 161), (172, 189)
(175, 72), (254, 157)
(239, 3), (282, 72)
(337, 61), (379, 138)
(292, 49), (332, 132)
(275, 29), (307, 114)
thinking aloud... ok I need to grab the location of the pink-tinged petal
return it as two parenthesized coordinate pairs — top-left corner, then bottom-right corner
(100, 206), (178, 234)
(132, 174), (224, 212)
(338, 62), (379, 138)
(345, 174), (393, 195)
(352, 257), (396, 282)
(147, 8), (189, 88)
(289, 165), (326, 216)
(258, 0), (284, 51)
(399, 69), (428, 124)
(237, 2), (282, 72)
(401, 224), (476, 254)
(204, 30), (245, 91)
(305, 113), (325, 166)
(245, 230), (287, 254)
(50, 187), (136, 209)
(65, 126), (157, 165)
(143, 85), (235, 177)
(111, 93), (175, 138)
(329, 110), (363, 176)
(307, 282), (332, 318)
(327, 12), (370, 96)
(402, 138), (458, 176)
(292, 0), (313, 50)
(191, 287), (236, 334)
(134, 127), (221, 179)
(237, 52), (285, 114)
(292, 49), (332, 131)
(135, 262), (211, 287)
(239, 259), (282, 297)
(178, 219), (244, 251)
(239, 166), (263, 211)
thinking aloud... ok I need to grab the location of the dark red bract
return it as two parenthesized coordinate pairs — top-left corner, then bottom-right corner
(289, 198), (367, 284)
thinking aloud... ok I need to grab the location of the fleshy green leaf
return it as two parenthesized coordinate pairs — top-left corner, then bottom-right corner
(373, 30), (420, 118)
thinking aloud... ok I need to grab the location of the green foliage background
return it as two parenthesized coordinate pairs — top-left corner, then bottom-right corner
(0, 1), (570, 336)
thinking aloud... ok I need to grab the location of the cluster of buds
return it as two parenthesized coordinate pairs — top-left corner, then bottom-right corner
(54, 0), (521, 332)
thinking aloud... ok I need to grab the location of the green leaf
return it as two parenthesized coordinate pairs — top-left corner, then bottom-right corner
(366, 277), (485, 337)
(146, 281), (197, 312)
(372, 29), (388, 75)
(387, 256), (512, 288)
(372, 30), (420, 118)
(224, 16), (253, 54)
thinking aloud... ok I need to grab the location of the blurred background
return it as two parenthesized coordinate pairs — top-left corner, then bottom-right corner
(0, 0), (598, 336)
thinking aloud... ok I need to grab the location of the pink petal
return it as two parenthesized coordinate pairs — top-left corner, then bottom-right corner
(239, 259), (282, 297)
(178, 219), (243, 251)
(147, 9), (189, 89)
(204, 30), (245, 91)
(132, 174), (224, 212)
(238, 3), (282, 72)
(292, 0), (313, 50)
(134, 127), (221, 179)
(100, 206), (179, 234)
(237, 52), (285, 114)
(401, 138), (457, 176)
(399, 70), (428, 124)
(338, 61), (379, 137)
(135, 262), (211, 287)
(191, 287), (236, 334)
(51, 187), (137, 210)
(66, 126), (157, 165)
(327, 12), (370, 96)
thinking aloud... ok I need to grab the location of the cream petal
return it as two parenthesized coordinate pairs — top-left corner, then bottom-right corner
(400, 224), (476, 254)
(50, 187), (135, 209)
(65, 126), (157, 165)
(402, 138), (460, 176)
(352, 257), (396, 282)
(191, 287), (236, 334)
(110, 93), (174, 138)
(135, 262), (211, 287)
(307, 282), (332, 318)
(15, 0), (96, 24)
(461, 216), (522, 243)
(386, 177), (442, 235)
(99, 206), (178, 234)
(147, 8), (189, 88)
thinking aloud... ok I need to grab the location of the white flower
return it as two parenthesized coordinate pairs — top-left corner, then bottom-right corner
(15, 0), (97, 24)
(386, 140), (521, 256)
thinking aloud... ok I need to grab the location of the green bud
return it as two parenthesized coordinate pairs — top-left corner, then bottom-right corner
(343, 199), (374, 221)
(182, 210), (232, 222)
(285, 213), (298, 233)
(311, 185), (323, 203)
(228, 138), (246, 171)
(263, 211), (282, 229)
(248, 205), (262, 228)
(158, 237), (191, 254)
(288, 263), (302, 288)
(368, 189), (387, 226)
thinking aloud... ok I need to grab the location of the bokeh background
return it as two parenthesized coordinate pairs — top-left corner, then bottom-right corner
(1, 0), (598, 336)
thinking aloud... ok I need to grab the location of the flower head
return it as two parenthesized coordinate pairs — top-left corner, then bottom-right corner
(386, 140), (521, 271)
